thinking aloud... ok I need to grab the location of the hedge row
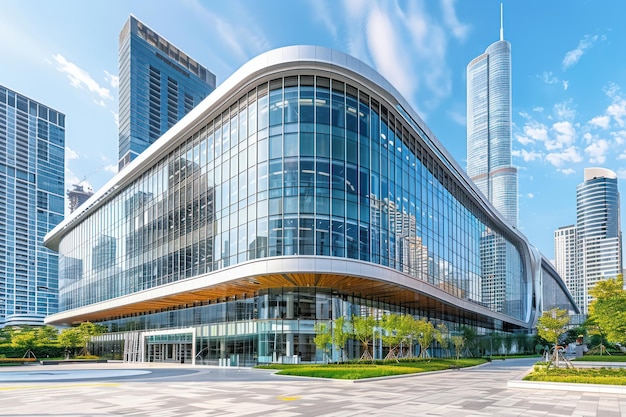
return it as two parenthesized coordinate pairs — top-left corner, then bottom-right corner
(0, 357), (37, 363)
(0, 344), (66, 359)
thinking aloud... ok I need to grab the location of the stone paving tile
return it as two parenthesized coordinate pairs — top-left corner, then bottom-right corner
(1, 360), (626, 416)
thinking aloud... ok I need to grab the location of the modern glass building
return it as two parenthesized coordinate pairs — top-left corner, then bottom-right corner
(45, 46), (576, 365)
(576, 168), (622, 314)
(0, 85), (65, 327)
(466, 11), (517, 228)
(118, 15), (216, 171)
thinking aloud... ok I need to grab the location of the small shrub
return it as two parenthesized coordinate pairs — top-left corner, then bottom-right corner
(0, 357), (37, 364)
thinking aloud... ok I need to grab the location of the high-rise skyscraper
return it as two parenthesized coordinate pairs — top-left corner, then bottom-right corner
(0, 85), (65, 327)
(67, 184), (94, 213)
(466, 5), (517, 227)
(554, 224), (578, 307)
(118, 15), (216, 170)
(576, 168), (622, 313)
(555, 168), (622, 316)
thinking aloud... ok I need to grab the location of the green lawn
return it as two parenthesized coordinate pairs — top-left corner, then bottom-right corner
(574, 354), (626, 362)
(257, 358), (487, 380)
(524, 366), (626, 385)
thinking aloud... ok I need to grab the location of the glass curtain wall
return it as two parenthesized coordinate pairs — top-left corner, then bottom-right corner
(58, 75), (528, 322)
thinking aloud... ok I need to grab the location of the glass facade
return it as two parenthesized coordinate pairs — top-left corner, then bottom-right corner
(46, 47), (576, 364)
(575, 168), (622, 314)
(0, 85), (64, 327)
(467, 39), (518, 228)
(118, 16), (216, 170)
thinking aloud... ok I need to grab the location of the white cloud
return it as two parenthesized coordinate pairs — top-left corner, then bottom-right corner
(540, 71), (559, 84)
(52, 54), (112, 101)
(104, 70), (119, 89)
(611, 130), (626, 145)
(552, 121), (576, 149)
(66, 147), (79, 160)
(545, 147), (583, 167)
(524, 121), (549, 142)
(559, 168), (576, 175)
(582, 132), (593, 143)
(366, 6), (415, 100)
(616, 168), (626, 179)
(527, 193), (534, 199)
(617, 151), (626, 160)
(563, 80), (569, 91)
(532, 107), (544, 113)
(186, 0), (270, 62)
(585, 139), (609, 164)
(111, 111), (119, 128)
(512, 149), (542, 162)
(310, 0), (338, 39)
(103, 164), (118, 174)
(448, 110), (465, 126)
(605, 82), (621, 99)
(607, 100), (626, 127)
(515, 134), (533, 146)
(440, 0), (470, 41)
(589, 115), (611, 129)
(562, 34), (604, 70)
(554, 101), (576, 120)
(345, 0), (464, 111)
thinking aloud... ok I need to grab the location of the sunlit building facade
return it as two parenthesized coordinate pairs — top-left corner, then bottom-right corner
(554, 225), (578, 309)
(466, 28), (517, 227)
(45, 47), (576, 365)
(0, 85), (65, 327)
(576, 168), (622, 314)
(118, 15), (216, 170)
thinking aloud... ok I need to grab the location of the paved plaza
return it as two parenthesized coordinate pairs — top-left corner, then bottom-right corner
(1, 358), (626, 416)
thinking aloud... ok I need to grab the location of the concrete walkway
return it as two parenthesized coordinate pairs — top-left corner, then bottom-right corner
(1, 358), (625, 416)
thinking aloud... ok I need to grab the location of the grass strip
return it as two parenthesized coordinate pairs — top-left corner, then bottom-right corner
(524, 366), (626, 385)
(257, 358), (486, 380)
(573, 354), (626, 362)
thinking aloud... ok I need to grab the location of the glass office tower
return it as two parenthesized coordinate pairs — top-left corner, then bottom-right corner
(576, 167), (622, 314)
(0, 85), (64, 327)
(466, 15), (517, 227)
(118, 15), (216, 171)
(45, 47), (576, 365)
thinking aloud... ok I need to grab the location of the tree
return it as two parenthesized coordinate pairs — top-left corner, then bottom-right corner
(460, 326), (477, 357)
(35, 326), (59, 347)
(313, 322), (332, 363)
(11, 326), (38, 358)
(414, 318), (435, 359)
(332, 316), (351, 362)
(352, 315), (376, 361)
(58, 322), (104, 357)
(435, 324), (450, 358)
(588, 275), (626, 345)
(381, 314), (403, 361)
(58, 327), (83, 357)
(536, 308), (569, 347)
(502, 334), (514, 357)
(451, 335), (465, 360)
(536, 308), (572, 368)
(397, 315), (418, 358)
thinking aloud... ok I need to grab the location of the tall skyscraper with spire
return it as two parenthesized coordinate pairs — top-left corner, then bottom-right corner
(466, 4), (517, 227)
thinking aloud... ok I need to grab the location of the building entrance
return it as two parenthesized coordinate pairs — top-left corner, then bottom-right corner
(144, 330), (195, 364)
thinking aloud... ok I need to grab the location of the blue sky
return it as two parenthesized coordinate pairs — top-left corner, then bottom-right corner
(1, 0), (625, 262)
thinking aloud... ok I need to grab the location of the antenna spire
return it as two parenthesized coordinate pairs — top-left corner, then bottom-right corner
(500, 3), (504, 41)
